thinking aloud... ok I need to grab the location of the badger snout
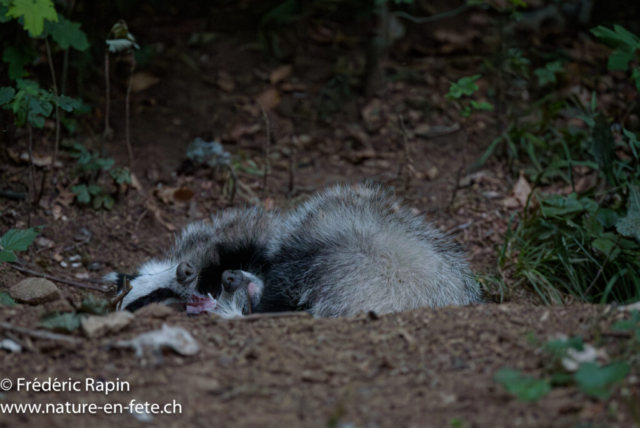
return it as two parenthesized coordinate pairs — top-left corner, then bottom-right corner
(176, 262), (197, 284)
(222, 270), (243, 293)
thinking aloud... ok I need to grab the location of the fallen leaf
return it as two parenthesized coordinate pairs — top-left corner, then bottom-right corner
(52, 205), (63, 220)
(130, 72), (160, 92)
(270, 65), (293, 85)
(35, 237), (54, 249)
(256, 88), (280, 110)
(229, 123), (261, 141)
(217, 71), (235, 93)
(19, 152), (63, 168)
(513, 171), (533, 207)
(154, 187), (194, 205)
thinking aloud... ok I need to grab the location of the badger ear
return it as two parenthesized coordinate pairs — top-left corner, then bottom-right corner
(103, 272), (139, 294)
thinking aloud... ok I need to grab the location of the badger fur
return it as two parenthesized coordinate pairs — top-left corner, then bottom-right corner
(105, 207), (279, 314)
(105, 183), (481, 318)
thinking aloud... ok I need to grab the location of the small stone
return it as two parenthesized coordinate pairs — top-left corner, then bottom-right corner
(81, 311), (135, 338)
(10, 278), (60, 305)
(71, 262), (82, 268)
(0, 338), (22, 353)
(135, 303), (178, 319)
(60, 261), (68, 268)
(68, 255), (81, 262)
(87, 262), (104, 271)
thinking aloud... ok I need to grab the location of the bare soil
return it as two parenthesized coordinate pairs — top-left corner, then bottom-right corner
(0, 23), (638, 428)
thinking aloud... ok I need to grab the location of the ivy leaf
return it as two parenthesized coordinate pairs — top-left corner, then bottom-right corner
(494, 369), (551, 402)
(72, 184), (90, 203)
(7, 0), (58, 37)
(2, 46), (36, 80)
(575, 362), (630, 399)
(0, 226), (43, 252)
(0, 250), (17, 262)
(616, 185), (640, 241)
(45, 14), (89, 51)
(0, 86), (15, 105)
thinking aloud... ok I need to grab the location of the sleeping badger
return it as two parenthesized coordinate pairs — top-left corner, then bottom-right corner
(105, 183), (482, 318)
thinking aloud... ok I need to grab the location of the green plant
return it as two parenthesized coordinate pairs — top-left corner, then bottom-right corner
(67, 142), (130, 210)
(446, 75), (494, 117)
(0, 226), (43, 262)
(612, 310), (640, 340)
(494, 368), (551, 402)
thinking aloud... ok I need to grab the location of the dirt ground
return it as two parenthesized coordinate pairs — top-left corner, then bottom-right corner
(1, 19), (638, 428)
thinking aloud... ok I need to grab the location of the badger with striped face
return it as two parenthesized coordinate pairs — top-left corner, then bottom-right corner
(104, 207), (280, 317)
(106, 182), (482, 319)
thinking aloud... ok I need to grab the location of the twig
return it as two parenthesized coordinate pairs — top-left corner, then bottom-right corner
(45, 38), (61, 193)
(397, 115), (413, 192)
(102, 52), (111, 150)
(392, 3), (471, 24)
(125, 50), (136, 169)
(8, 263), (111, 293)
(259, 102), (271, 199)
(111, 277), (131, 311)
(0, 190), (26, 201)
(288, 135), (296, 197)
(447, 127), (468, 212)
(26, 124), (35, 228)
(224, 164), (238, 204)
(0, 321), (81, 344)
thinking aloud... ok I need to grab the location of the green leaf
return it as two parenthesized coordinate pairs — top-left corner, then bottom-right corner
(2, 46), (36, 80)
(534, 61), (563, 86)
(86, 184), (103, 195)
(7, 0), (58, 37)
(78, 295), (109, 315)
(470, 100), (494, 111)
(616, 185), (640, 241)
(592, 238), (619, 260)
(494, 368), (551, 402)
(0, 250), (17, 262)
(632, 68), (640, 92)
(38, 312), (80, 333)
(0, 226), (43, 252)
(110, 167), (131, 184)
(44, 14), (89, 51)
(102, 194), (115, 210)
(447, 75), (481, 99)
(607, 48), (635, 71)
(596, 208), (619, 229)
(0, 291), (17, 306)
(54, 94), (81, 112)
(541, 193), (586, 217)
(575, 362), (630, 399)
(92, 193), (104, 210)
(0, 86), (15, 105)
(72, 184), (90, 203)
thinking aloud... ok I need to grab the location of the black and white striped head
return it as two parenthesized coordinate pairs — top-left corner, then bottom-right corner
(104, 260), (265, 317)
(104, 259), (217, 313)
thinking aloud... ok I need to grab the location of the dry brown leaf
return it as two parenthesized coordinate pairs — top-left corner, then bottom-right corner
(256, 88), (280, 110)
(130, 72), (160, 92)
(52, 205), (63, 220)
(229, 123), (261, 141)
(19, 152), (63, 168)
(269, 65), (293, 85)
(217, 71), (235, 93)
(130, 173), (143, 191)
(154, 186), (194, 205)
(513, 172), (533, 207)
